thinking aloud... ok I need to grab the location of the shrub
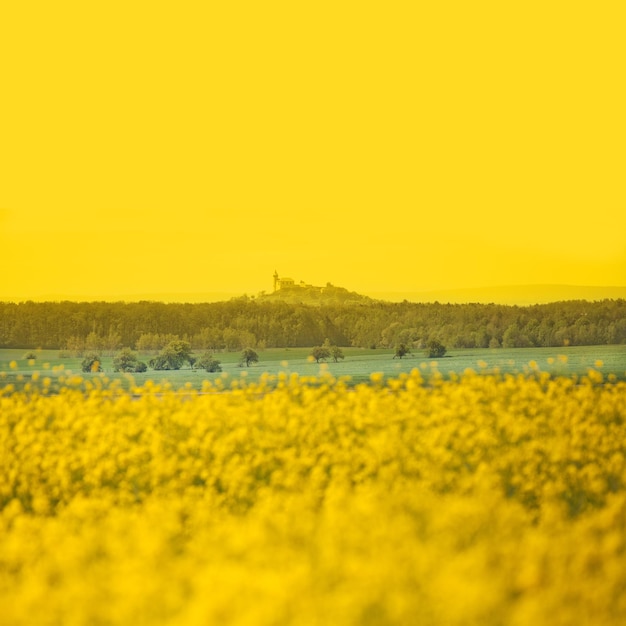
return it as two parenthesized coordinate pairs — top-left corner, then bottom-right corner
(331, 346), (345, 362)
(113, 348), (147, 373)
(311, 346), (331, 363)
(149, 341), (194, 370)
(240, 348), (259, 367)
(394, 344), (411, 359)
(81, 353), (103, 373)
(197, 353), (222, 373)
(426, 340), (447, 358)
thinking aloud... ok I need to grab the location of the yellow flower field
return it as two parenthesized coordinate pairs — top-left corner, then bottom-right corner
(1, 368), (625, 625)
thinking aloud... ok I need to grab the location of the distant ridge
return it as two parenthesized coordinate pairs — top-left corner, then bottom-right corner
(366, 285), (626, 305)
(0, 292), (240, 304)
(2, 285), (625, 306)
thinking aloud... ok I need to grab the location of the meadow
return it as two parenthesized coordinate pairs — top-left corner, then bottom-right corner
(1, 362), (625, 625)
(1, 344), (626, 391)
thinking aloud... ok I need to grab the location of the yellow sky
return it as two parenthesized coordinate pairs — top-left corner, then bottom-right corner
(1, 1), (625, 300)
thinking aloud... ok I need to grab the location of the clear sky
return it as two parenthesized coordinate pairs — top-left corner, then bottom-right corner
(1, 1), (625, 300)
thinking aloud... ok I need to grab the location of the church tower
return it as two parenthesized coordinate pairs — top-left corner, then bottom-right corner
(273, 270), (279, 292)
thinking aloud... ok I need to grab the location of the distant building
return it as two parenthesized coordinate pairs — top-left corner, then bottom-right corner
(273, 271), (318, 292)
(278, 277), (295, 289)
(273, 271), (296, 291)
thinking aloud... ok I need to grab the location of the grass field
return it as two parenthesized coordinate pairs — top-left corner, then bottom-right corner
(1, 344), (625, 391)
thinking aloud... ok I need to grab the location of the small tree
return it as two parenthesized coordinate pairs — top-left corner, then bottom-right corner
(149, 340), (194, 370)
(331, 346), (344, 363)
(240, 348), (259, 367)
(426, 340), (447, 358)
(311, 346), (331, 363)
(197, 352), (222, 372)
(149, 348), (180, 370)
(168, 340), (194, 365)
(393, 344), (411, 359)
(113, 347), (147, 373)
(81, 352), (103, 373)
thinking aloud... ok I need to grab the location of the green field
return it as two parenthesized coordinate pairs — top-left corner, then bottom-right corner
(2, 344), (625, 390)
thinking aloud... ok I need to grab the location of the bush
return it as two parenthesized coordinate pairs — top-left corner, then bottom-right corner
(426, 340), (447, 358)
(149, 341), (194, 370)
(113, 348), (147, 373)
(310, 346), (331, 363)
(81, 353), (103, 373)
(197, 353), (222, 373)
(331, 346), (344, 362)
(240, 348), (259, 367)
(23, 351), (37, 360)
(393, 344), (411, 359)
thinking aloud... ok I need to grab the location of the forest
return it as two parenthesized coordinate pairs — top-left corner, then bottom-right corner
(1, 298), (624, 353)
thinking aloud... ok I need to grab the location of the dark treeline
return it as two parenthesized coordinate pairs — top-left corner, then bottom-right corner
(1, 299), (625, 352)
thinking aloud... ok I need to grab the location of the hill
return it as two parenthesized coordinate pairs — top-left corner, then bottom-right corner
(3, 284), (626, 307)
(256, 283), (376, 305)
(366, 284), (626, 305)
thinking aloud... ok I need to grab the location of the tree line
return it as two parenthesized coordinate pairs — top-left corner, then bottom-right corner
(0, 298), (625, 351)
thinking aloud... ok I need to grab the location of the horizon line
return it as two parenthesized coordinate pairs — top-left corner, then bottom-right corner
(1, 284), (626, 305)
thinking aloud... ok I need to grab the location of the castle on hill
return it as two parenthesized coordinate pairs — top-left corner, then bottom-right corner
(273, 271), (325, 292)
(264, 272), (373, 304)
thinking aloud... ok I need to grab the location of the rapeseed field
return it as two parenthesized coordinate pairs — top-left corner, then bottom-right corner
(1, 367), (625, 625)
